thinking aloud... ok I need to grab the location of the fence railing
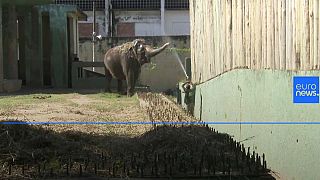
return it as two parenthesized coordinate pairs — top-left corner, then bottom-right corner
(71, 61), (106, 89)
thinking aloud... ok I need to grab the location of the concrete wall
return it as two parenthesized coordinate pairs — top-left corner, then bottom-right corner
(114, 10), (161, 37)
(113, 10), (190, 37)
(164, 10), (190, 35)
(192, 69), (320, 180)
(78, 36), (190, 92)
(79, 11), (106, 37)
(35, 5), (70, 88)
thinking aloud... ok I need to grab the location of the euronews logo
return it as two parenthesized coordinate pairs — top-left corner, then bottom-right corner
(293, 76), (319, 103)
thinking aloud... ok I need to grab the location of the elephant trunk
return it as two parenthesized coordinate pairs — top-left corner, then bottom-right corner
(146, 43), (170, 58)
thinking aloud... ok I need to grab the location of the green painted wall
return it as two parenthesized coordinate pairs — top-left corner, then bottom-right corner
(35, 5), (80, 88)
(30, 8), (43, 87)
(2, 5), (18, 80)
(192, 69), (320, 180)
(17, 6), (33, 86)
(0, 3), (71, 90)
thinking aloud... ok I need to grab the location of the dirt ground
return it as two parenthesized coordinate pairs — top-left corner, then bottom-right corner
(0, 89), (152, 136)
(0, 90), (274, 179)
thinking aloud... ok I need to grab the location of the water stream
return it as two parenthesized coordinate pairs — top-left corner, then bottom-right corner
(170, 48), (189, 80)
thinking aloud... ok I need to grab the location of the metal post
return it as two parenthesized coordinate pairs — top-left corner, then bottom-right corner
(160, 0), (165, 35)
(0, 3), (3, 92)
(92, 1), (96, 71)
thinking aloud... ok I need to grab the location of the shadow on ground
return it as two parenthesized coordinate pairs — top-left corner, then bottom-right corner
(0, 122), (275, 179)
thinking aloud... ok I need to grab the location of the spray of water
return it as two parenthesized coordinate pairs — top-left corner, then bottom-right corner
(162, 36), (189, 80)
(170, 48), (189, 80)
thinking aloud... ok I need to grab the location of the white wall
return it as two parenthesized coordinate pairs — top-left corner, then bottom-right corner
(114, 11), (162, 36)
(114, 11), (161, 23)
(114, 10), (190, 36)
(164, 10), (190, 35)
(79, 10), (190, 37)
(135, 23), (161, 36)
(80, 11), (107, 37)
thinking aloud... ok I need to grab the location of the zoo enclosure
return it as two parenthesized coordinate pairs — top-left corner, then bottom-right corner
(190, 0), (320, 83)
(78, 36), (190, 91)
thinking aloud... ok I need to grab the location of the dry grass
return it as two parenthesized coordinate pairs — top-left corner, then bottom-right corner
(0, 91), (151, 136)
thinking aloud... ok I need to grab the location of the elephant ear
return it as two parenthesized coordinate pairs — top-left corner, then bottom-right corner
(128, 47), (136, 59)
(133, 39), (145, 48)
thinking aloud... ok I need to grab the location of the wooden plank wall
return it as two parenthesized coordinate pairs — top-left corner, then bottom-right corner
(190, 0), (320, 84)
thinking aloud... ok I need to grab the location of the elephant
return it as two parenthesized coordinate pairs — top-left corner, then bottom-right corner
(103, 39), (170, 96)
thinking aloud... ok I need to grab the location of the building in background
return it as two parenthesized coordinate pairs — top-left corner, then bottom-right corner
(54, 0), (190, 37)
(0, 0), (86, 92)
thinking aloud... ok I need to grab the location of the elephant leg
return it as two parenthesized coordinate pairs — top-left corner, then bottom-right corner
(126, 69), (135, 97)
(105, 70), (112, 92)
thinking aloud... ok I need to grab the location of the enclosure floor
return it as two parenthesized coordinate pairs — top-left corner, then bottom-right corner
(0, 89), (151, 136)
(0, 90), (275, 179)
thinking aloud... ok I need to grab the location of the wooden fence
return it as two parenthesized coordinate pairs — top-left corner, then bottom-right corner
(190, 0), (320, 83)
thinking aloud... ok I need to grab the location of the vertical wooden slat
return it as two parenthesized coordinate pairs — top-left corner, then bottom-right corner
(262, 0), (267, 68)
(267, 0), (273, 69)
(304, 0), (310, 70)
(292, 0), (297, 70)
(226, 0), (233, 71)
(309, 0), (314, 69)
(296, 0), (302, 70)
(314, 0), (319, 69)
(286, 0), (292, 70)
(239, 0), (245, 67)
(256, 0), (262, 69)
(212, 0), (217, 77)
(215, 0), (220, 75)
(190, 0), (318, 84)
(272, 0), (276, 69)
(232, 0), (237, 69)
(250, 0), (255, 69)
(245, 0), (250, 68)
(318, 0), (320, 69)
(190, 0), (195, 81)
(221, 0), (227, 72)
(274, 0), (280, 70)
(280, 0), (286, 70)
